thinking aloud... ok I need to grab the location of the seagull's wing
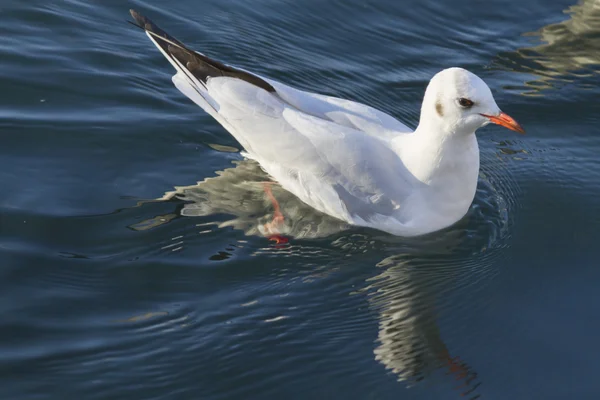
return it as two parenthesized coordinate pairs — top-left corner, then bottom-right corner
(198, 76), (419, 223)
(275, 106), (417, 223)
(265, 80), (413, 139)
(130, 10), (417, 225)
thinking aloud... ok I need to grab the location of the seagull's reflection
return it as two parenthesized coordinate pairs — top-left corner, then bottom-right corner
(132, 156), (507, 398)
(365, 247), (485, 399)
(130, 158), (349, 238)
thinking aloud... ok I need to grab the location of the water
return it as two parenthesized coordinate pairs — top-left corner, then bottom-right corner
(1, 0), (600, 398)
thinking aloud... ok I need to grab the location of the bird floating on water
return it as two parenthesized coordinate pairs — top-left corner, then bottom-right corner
(129, 9), (524, 238)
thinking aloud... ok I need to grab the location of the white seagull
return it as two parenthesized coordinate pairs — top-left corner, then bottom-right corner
(129, 10), (525, 238)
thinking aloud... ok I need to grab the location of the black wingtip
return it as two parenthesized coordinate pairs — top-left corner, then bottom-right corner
(129, 9), (160, 34)
(129, 9), (145, 28)
(127, 9), (277, 93)
(127, 9), (186, 49)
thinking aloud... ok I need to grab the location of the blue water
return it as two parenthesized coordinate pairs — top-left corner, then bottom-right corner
(1, 0), (600, 399)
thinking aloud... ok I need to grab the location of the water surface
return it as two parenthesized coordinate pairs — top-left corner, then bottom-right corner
(1, 0), (600, 399)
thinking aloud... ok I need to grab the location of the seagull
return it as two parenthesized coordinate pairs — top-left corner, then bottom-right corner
(129, 10), (524, 238)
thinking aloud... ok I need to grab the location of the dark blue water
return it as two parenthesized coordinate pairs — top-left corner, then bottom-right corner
(2, 0), (600, 398)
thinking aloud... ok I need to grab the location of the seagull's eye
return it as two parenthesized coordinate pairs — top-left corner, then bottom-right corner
(458, 98), (474, 108)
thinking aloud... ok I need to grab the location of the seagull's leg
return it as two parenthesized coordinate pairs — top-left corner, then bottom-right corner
(440, 351), (479, 395)
(262, 182), (288, 244)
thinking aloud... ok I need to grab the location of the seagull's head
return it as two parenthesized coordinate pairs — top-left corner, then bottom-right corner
(421, 67), (524, 136)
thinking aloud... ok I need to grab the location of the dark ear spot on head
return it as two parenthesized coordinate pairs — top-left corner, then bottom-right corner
(435, 101), (444, 117)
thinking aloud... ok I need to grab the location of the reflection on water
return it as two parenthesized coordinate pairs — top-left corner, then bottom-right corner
(367, 254), (482, 398)
(128, 152), (512, 398)
(116, 312), (168, 323)
(130, 158), (350, 239)
(495, 0), (600, 93)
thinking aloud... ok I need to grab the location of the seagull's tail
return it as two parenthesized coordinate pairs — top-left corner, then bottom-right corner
(129, 9), (223, 120)
(129, 9), (276, 127)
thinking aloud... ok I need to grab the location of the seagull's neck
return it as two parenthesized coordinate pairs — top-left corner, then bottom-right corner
(388, 123), (480, 232)
(394, 123), (479, 183)
(392, 121), (480, 226)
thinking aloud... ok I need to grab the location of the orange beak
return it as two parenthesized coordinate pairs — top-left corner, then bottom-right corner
(480, 112), (525, 134)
